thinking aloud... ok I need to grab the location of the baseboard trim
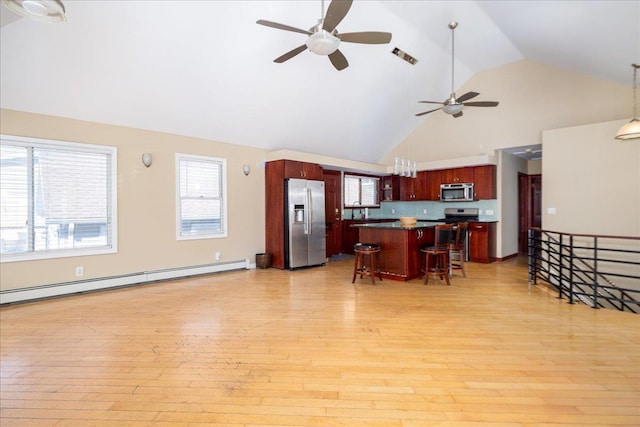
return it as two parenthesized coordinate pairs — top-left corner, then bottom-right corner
(0, 259), (250, 305)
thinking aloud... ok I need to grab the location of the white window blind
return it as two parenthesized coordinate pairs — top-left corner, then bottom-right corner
(176, 153), (227, 239)
(0, 135), (116, 261)
(344, 174), (380, 208)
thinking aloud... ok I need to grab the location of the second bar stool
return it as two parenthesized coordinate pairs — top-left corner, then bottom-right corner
(352, 243), (382, 285)
(420, 224), (454, 285)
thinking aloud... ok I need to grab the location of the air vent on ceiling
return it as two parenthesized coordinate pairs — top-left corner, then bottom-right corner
(391, 47), (417, 65)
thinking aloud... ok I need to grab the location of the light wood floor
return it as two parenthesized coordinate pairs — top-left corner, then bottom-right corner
(1, 256), (639, 426)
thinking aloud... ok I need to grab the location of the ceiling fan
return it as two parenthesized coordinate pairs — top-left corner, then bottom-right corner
(256, 0), (392, 71)
(416, 22), (499, 118)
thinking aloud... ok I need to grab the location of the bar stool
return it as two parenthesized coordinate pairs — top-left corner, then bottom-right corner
(420, 224), (454, 285)
(352, 243), (382, 285)
(449, 222), (468, 277)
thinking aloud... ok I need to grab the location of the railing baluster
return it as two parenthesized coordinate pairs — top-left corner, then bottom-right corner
(526, 228), (639, 314)
(592, 237), (599, 309)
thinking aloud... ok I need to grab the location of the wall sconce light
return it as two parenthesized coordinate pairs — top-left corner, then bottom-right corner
(141, 153), (153, 168)
(242, 164), (251, 176)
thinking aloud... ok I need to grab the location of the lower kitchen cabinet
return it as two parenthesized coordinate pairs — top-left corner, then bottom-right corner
(469, 222), (497, 263)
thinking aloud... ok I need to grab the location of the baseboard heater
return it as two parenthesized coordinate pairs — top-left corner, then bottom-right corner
(0, 259), (250, 305)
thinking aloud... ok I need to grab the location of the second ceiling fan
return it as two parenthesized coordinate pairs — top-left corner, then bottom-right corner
(256, 0), (392, 71)
(416, 22), (499, 118)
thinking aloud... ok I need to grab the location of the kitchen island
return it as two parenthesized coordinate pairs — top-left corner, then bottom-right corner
(352, 221), (443, 281)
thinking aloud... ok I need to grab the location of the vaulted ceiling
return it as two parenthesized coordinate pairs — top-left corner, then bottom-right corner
(1, 1), (638, 164)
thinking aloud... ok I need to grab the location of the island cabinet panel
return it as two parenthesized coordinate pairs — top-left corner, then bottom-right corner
(469, 221), (497, 263)
(442, 167), (474, 184)
(473, 165), (497, 200)
(343, 220), (388, 254)
(358, 226), (434, 281)
(424, 170), (442, 201)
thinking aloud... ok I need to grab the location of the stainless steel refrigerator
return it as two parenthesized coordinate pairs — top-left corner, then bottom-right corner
(284, 178), (326, 269)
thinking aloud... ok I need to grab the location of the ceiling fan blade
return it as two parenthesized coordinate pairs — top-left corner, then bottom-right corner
(274, 45), (308, 63)
(338, 32), (392, 44)
(256, 19), (311, 35)
(453, 111), (464, 118)
(463, 101), (499, 107)
(418, 100), (445, 105)
(456, 91), (479, 103)
(328, 49), (349, 70)
(323, 0), (352, 32)
(415, 107), (443, 117)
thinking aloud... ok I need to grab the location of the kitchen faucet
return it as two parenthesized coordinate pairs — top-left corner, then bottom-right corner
(351, 201), (361, 220)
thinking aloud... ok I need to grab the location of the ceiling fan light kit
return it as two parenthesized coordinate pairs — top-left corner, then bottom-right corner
(615, 64), (640, 140)
(415, 21), (499, 118)
(1, 0), (66, 22)
(257, 0), (391, 71)
(306, 30), (340, 55)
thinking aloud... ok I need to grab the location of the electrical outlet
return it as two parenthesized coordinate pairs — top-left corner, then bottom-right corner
(423, 209), (427, 214)
(75, 266), (84, 277)
(485, 209), (494, 215)
(391, 209), (395, 214)
(215, 252), (221, 261)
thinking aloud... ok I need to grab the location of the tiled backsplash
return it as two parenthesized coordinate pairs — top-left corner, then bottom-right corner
(345, 200), (499, 222)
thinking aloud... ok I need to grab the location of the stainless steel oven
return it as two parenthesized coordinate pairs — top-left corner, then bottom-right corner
(444, 208), (478, 261)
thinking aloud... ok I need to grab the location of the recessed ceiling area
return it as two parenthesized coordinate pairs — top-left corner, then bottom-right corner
(502, 144), (542, 161)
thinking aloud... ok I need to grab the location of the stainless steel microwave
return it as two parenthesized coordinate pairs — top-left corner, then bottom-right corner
(440, 183), (474, 202)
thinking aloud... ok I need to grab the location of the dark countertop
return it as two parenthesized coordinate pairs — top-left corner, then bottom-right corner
(351, 221), (445, 230)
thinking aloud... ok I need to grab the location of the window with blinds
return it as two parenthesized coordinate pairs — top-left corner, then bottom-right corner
(176, 153), (227, 239)
(344, 174), (380, 208)
(0, 135), (117, 261)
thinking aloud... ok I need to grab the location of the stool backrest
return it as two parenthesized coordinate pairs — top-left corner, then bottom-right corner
(453, 222), (469, 246)
(434, 224), (454, 247)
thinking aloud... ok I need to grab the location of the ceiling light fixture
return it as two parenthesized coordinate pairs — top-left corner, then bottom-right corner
(1, 0), (66, 23)
(615, 63), (640, 140)
(306, 28), (340, 56)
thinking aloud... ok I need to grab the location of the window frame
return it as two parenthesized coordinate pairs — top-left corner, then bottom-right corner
(343, 173), (380, 209)
(175, 153), (227, 240)
(0, 134), (118, 263)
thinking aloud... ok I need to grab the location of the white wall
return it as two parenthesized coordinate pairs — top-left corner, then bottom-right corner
(542, 120), (640, 236)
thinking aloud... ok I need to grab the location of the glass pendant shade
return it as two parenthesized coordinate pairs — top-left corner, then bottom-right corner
(615, 118), (640, 140)
(306, 30), (340, 55)
(615, 64), (640, 140)
(1, 0), (66, 22)
(443, 103), (464, 115)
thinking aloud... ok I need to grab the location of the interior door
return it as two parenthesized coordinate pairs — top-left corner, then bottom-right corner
(518, 173), (542, 253)
(323, 170), (342, 257)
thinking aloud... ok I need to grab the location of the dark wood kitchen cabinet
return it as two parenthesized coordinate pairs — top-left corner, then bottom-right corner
(473, 165), (497, 200)
(357, 225), (434, 280)
(265, 159), (323, 269)
(424, 169), (442, 201)
(283, 160), (323, 180)
(380, 175), (399, 201)
(469, 221), (496, 263)
(442, 167), (474, 184)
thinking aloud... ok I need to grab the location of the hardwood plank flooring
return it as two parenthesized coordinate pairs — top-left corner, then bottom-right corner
(1, 256), (639, 426)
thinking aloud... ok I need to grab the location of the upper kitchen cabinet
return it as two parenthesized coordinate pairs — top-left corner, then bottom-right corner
(442, 167), (474, 184)
(283, 160), (323, 180)
(398, 176), (418, 201)
(473, 165), (497, 200)
(424, 170), (442, 201)
(380, 175), (399, 201)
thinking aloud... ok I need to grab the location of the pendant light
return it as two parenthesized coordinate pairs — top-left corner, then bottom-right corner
(615, 64), (640, 140)
(1, 0), (66, 23)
